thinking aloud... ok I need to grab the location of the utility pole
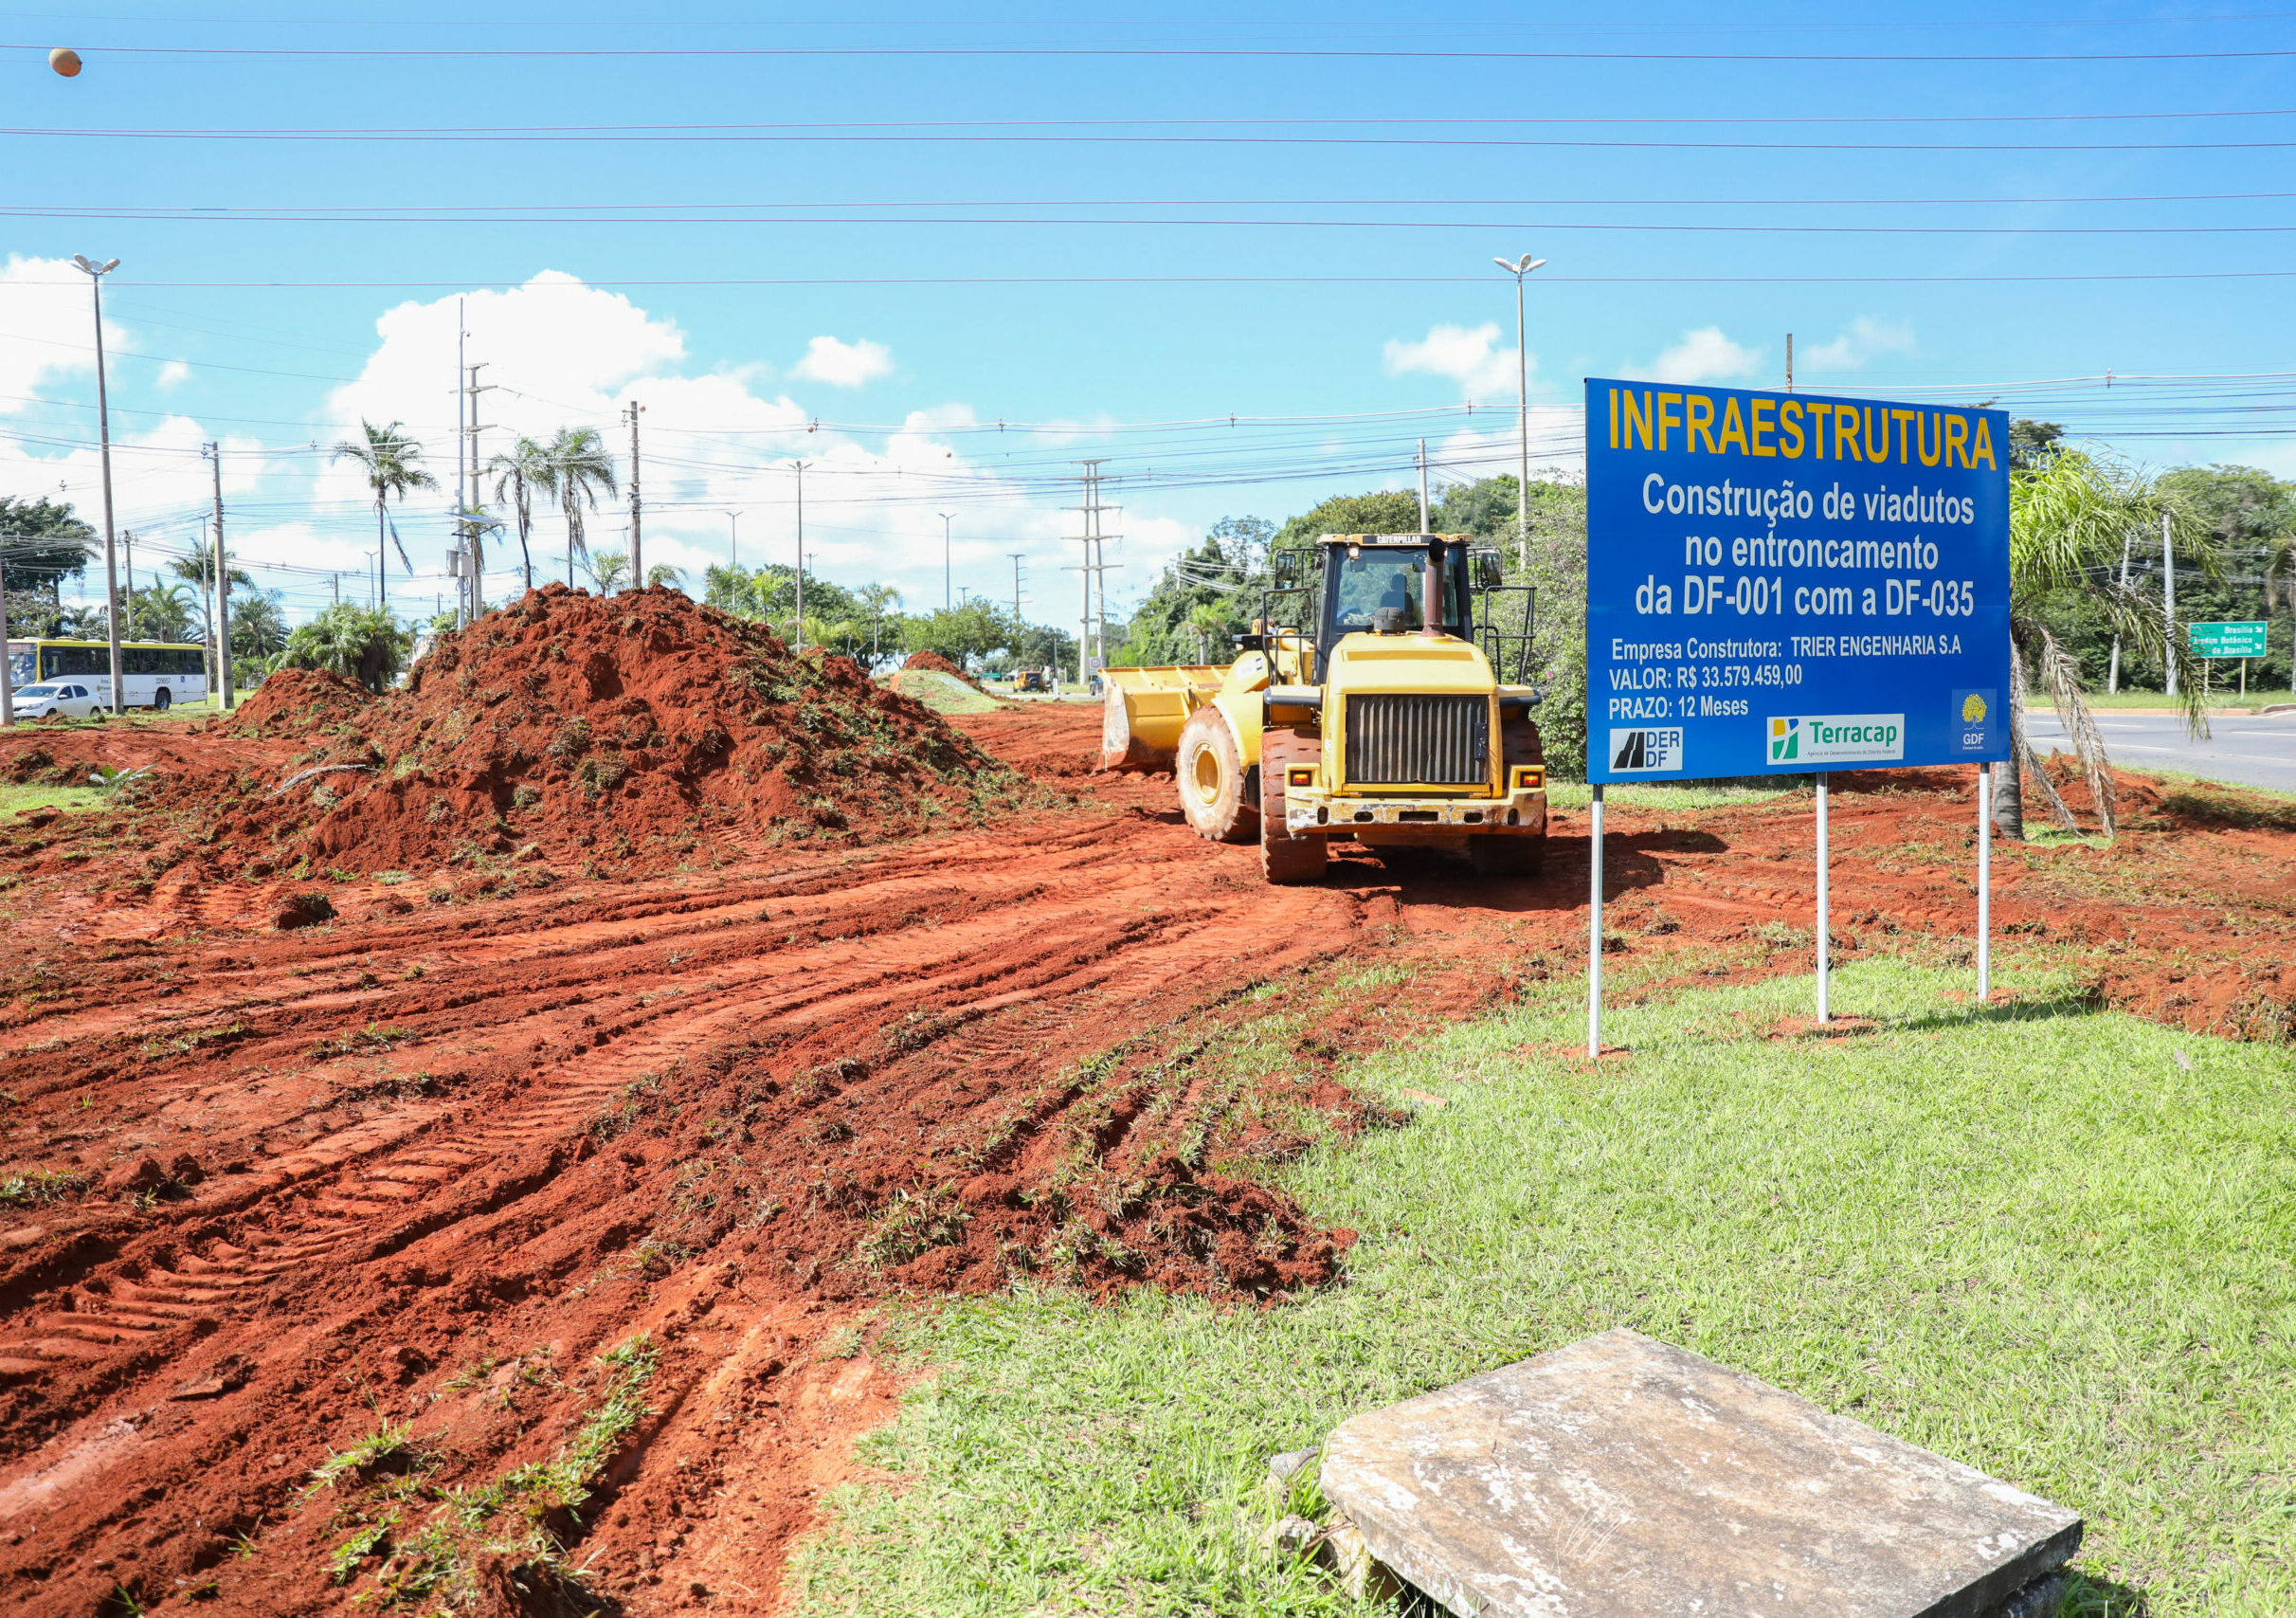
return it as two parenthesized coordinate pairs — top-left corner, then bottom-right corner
(0, 536), (12, 727)
(1067, 461), (1122, 684)
(461, 300), (475, 629)
(207, 442), (232, 709)
(1417, 439), (1430, 532)
(625, 400), (644, 591)
(723, 510), (740, 572)
(1785, 333), (1795, 393)
(788, 460), (810, 650)
(1493, 253), (1547, 576)
(1009, 552), (1026, 628)
(2162, 509), (2178, 697)
(938, 512), (956, 609)
(2106, 528), (2134, 693)
(462, 360), (495, 624)
(72, 255), (124, 714)
(334, 573), (341, 606)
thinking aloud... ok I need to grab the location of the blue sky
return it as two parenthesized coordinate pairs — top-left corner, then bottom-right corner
(3, 3), (2291, 629)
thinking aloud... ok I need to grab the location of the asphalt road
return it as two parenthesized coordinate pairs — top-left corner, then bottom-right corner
(2026, 708), (2296, 793)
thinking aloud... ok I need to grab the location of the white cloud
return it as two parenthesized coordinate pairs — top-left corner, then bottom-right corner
(1627, 326), (1764, 386)
(155, 360), (192, 389)
(1383, 322), (1523, 401)
(1801, 316), (1916, 374)
(0, 268), (1228, 636)
(0, 255), (118, 411)
(789, 335), (894, 389)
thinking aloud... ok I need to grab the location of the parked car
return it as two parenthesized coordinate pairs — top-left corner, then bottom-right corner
(9, 682), (101, 720)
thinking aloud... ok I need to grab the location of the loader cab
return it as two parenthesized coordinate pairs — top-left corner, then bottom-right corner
(1281, 536), (1470, 682)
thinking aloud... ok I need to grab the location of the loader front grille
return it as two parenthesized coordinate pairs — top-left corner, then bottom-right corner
(1344, 694), (1490, 787)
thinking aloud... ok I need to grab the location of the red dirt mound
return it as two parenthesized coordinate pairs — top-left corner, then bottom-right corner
(901, 648), (986, 692)
(212, 665), (374, 739)
(120, 584), (1037, 879)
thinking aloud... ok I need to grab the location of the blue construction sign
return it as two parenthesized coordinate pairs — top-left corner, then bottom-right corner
(1583, 378), (2013, 783)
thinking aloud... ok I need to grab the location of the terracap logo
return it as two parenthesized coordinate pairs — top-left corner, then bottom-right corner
(1765, 714), (1905, 765)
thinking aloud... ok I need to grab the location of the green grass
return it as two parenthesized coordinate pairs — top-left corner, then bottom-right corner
(889, 668), (1004, 716)
(0, 782), (104, 817)
(792, 960), (2294, 1617)
(1546, 776), (1798, 812)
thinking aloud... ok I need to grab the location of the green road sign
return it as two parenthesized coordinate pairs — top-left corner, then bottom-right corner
(2189, 620), (2269, 658)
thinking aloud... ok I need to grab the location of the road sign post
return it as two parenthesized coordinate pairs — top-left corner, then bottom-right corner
(1583, 379), (2012, 1038)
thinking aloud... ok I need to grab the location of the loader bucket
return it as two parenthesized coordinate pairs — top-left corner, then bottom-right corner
(1099, 664), (1227, 772)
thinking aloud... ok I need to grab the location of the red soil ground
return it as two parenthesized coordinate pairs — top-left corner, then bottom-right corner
(0, 689), (2287, 1615)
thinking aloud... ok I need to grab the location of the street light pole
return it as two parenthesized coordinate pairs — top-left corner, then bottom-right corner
(937, 512), (956, 609)
(72, 255), (124, 714)
(788, 462), (810, 651)
(1493, 253), (1547, 571)
(723, 510), (740, 572)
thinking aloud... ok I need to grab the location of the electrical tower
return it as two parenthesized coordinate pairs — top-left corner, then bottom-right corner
(1065, 460), (1122, 684)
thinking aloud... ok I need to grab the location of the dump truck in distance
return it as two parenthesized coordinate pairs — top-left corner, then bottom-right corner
(1100, 534), (1545, 883)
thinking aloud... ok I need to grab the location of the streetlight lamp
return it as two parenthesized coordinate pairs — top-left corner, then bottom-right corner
(1492, 253), (1547, 569)
(937, 512), (956, 609)
(71, 254), (124, 714)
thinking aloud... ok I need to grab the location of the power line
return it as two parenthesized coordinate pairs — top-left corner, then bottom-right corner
(15, 270), (2296, 289)
(12, 128), (2296, 152)
(12, 42), (2296, 62)
(17, 207), (2296, 234)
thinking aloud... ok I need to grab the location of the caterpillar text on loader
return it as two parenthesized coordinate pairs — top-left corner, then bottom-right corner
(1100, 533), (1545, 884)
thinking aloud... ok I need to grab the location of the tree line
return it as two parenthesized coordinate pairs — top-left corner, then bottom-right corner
(1107, 426), (2296, 841)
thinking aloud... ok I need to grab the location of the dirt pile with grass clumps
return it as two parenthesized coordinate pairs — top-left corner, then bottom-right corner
(125, 584), (1042, 880)
(901, 648), (987, 693)
(212, 665), (374, 739)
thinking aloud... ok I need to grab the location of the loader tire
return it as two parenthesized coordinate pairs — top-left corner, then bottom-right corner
(1468, 835), (1542, 878)
(1176, 707), (1260, 845)
(1258, 729), (1327, 884)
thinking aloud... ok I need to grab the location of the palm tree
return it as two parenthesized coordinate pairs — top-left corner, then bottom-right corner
(279, 602), (411, 693)
(644, 561), (686, 591)
(228, 591), (289, 660)
(332, 421), (436, 575)
(588, 550), (632, 595)
(1185, 602), (1231, 664)
(858, 582), (901, 665)
(127, 581), (196, 642)
(487, 437), (553, 592)
(1996, 448), (2215, 840)
(535, 427), (617, 586)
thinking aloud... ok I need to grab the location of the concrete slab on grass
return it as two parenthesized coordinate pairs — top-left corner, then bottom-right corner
(1319, 1328), (2080, 1617)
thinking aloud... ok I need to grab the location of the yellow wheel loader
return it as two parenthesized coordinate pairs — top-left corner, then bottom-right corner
(1100, 533), (1546, 884)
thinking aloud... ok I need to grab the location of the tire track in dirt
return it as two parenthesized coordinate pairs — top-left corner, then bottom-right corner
(1, 703), (2288, 1615)
(0, 752), (1369, 1614)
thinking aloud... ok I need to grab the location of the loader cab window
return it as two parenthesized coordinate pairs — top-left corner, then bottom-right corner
(1326, 545), (1465, 638)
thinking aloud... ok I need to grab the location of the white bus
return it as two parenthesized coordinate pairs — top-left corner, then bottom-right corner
(6, 638), (210, 712)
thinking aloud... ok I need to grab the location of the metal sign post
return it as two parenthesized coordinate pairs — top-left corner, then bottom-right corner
(1815, 779), (1830, 1023)
(1977, 764), (1992, 1001)
(1588, 785), (1605, 1057)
